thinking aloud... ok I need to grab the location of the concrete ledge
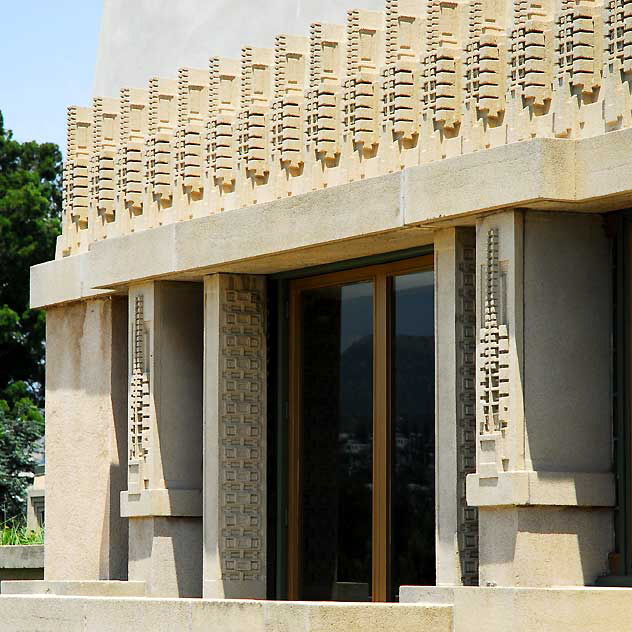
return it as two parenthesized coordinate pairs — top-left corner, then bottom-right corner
(404, 137), (576, 224)
(120, 489), (202, 517)
(453, 586), (632, 632)
(88, 172), (406, 290)
(29, 253), (112, 308)
(3, 589), (632, 631)
(31, 129), (632, 309)
(0, 596), (452, 632)
(0, 580), (145, 597)
(0, 546), (44, 585)
(399, 586), (455, 604)
(466, 471), (615, 507)
(0, 546), (44, 570)
(203, 578), (266, 600)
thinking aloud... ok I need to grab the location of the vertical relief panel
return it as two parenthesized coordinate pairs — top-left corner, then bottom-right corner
(177, 67), (209, 217)
(60, 106), (93, 257)
(344, 8), (386, 179)
(273, 34), (309, 196)
(345, 10), (386, 149)
(238, 47), (275, 205)
(148, 78), (178, 217)
(205, 274), (267, 599)
(477, 227), (511, 479)
(307, 22), (347, 188)
(455, 229), (479, 585)
(511, 0), (555, 111)
(91, 97), (121, 240)
(424, 1), (463, 131)
(465, 0), (509, 132)
(119, 88), (149, 229)
(128, 293), (151, 496)
(381, 0), (425, 170)
(209, 57), (241, 208)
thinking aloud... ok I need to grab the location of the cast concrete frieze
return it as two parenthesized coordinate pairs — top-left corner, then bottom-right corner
(53, 0), (632, 260)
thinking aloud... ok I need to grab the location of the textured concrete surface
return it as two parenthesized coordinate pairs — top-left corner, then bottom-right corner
(478, 507), (613, 587)
(1, 580), (145, 597)
(0, 546), (44, 586)
(32, 129), (632, 310)
(0, 546), (44, 570)
(453, 587), (632, 632)
(0, 596), (452, 632)
(44, 297), (128, 581)
(5, 589), (632, 631)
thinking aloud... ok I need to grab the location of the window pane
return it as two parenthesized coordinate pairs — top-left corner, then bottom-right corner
(300, 281), (374, 601)
(391, 270), (435, 599)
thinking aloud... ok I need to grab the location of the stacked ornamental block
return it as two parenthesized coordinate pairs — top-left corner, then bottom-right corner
(56, 0), (632, 258)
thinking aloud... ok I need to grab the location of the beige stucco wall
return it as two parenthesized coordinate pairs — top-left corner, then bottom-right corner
(45, 297), (128, 580)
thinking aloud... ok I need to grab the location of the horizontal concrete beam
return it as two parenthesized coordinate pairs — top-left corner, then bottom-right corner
(32, 129), (632, 308)
(120, 489), (202, 518)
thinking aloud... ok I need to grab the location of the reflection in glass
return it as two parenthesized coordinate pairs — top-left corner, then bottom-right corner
(300, 281), (374, 601)
(391, 270), (435, 599)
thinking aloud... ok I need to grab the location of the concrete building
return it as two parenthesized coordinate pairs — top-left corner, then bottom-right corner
(3, 0), (632, 629)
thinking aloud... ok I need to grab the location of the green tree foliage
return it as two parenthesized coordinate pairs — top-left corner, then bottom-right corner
(0, 110), (61, 520)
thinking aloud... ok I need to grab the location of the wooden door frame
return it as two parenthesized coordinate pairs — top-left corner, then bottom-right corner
(287, 254), (433, 602)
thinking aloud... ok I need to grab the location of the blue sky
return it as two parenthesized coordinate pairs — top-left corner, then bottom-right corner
(0, 1), (103, 152)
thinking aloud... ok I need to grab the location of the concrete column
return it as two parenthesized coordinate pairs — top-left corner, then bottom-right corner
(434, 227), (479, 587)
(203, 274), (267, 599)
(122, 281), (203, 597)
(467, 210), (615, 587)
(45, 297), (128, 581)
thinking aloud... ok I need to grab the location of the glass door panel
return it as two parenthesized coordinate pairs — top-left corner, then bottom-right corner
(390, 270), (435, 599)
(288, 255), (435, 602)
(299, 281), (374, 601)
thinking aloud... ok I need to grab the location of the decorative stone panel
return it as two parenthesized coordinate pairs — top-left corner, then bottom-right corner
(455, 229), (479, 585)
(204, 274), (266, 599)
(54, 0), (632, 256)
(122, 282), (203, 519)
(478, 227), (510, 479)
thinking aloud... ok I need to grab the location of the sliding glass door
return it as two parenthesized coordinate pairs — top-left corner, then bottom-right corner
(288, 256), (435, 602)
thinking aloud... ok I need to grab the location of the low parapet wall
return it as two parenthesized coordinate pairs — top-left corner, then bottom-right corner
(0, 546), (44, 587)
(2, 588), (632, 631)
(0, 596), (452, 632)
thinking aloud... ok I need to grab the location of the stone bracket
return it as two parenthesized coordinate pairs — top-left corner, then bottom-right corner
(466, 471), (615, 508)
(120, 489), (202, 517)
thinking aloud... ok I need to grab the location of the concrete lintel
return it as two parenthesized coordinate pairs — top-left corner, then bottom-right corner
(466, 471), (616, 508)
(403, 137), (576, 225)
(31, 129), (632, 309)
(120, 489), (202, 518)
